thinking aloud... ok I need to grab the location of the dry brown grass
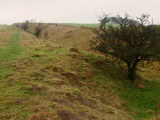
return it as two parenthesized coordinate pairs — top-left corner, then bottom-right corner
(0, 31), (13, 46)
(12, 28), (132, 119)
(0, 24), (159, 120)
(138, 61), (160, 81)
(28, 24), (94, 51)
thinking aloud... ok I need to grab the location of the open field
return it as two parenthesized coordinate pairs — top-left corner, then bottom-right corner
(60, 23), (100, 27)
(0, 24), (159, 120)
(59, 23), (119, 28)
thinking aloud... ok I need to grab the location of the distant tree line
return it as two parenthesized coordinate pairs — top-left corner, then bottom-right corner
(13, 20), (50, 38)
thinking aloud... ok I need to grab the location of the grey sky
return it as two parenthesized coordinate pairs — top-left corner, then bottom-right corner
(0, 0), (160, 24)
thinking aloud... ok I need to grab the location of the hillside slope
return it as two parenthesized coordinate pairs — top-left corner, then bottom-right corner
(0, 25), (159, 120)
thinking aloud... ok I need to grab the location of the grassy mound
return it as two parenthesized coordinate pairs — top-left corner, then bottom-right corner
(0, 25), (159, 120)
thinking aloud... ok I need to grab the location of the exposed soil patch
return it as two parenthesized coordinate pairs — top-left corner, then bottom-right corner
(88, 115), (97, 120)
(65, 35), (72, 38)
(66, 31), (72, 34)
(79, 112), (87, 117)
(68, 53), (78, 59)
(78, 96), (97, 109)
(15, 98), (28, 105)
(27, 86), (42, 92)
(57, 110), (79, 120)
(62, 72), (78, 85)
(53, 66), (63, 73)
(69, 48), (79, 53)
(7, 74), (14, 77)
(93, 60), (108, 67)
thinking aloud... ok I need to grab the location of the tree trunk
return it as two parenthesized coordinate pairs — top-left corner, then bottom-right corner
(127, 67), (136, 81)
(127, 63), (137, 81)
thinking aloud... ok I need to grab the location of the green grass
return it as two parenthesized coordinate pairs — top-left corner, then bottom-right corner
(0, 31), (31, 119)
(0, 30), (39, 120)
(60, 23), (100, 27)
(0, 25), (14, 30)
(0, 32), (22, 60)
(92, 59), (160, 120)
(117, 80), (160, 119)
(0, 31), (23, 78)
(0, 24), (159, 119)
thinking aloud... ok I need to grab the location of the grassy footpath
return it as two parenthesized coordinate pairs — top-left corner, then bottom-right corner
(0, 31), (23, 78)
(0, 31), (22, 60)
(0, 31), (26, 119)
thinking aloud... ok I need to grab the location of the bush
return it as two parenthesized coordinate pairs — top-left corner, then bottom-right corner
(91, 14), (160, 81)
(34, 26), (42, 38)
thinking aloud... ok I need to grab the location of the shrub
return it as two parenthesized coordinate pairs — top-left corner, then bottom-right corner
(91, 14), (160, 81)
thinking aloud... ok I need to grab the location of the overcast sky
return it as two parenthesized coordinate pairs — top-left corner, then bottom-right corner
(0, 0), (160, 24)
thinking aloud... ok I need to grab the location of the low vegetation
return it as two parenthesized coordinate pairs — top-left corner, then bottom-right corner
(0, 19), (159, 120)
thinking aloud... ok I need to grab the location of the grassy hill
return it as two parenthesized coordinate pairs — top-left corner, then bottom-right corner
(0, 24), (159, 120)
